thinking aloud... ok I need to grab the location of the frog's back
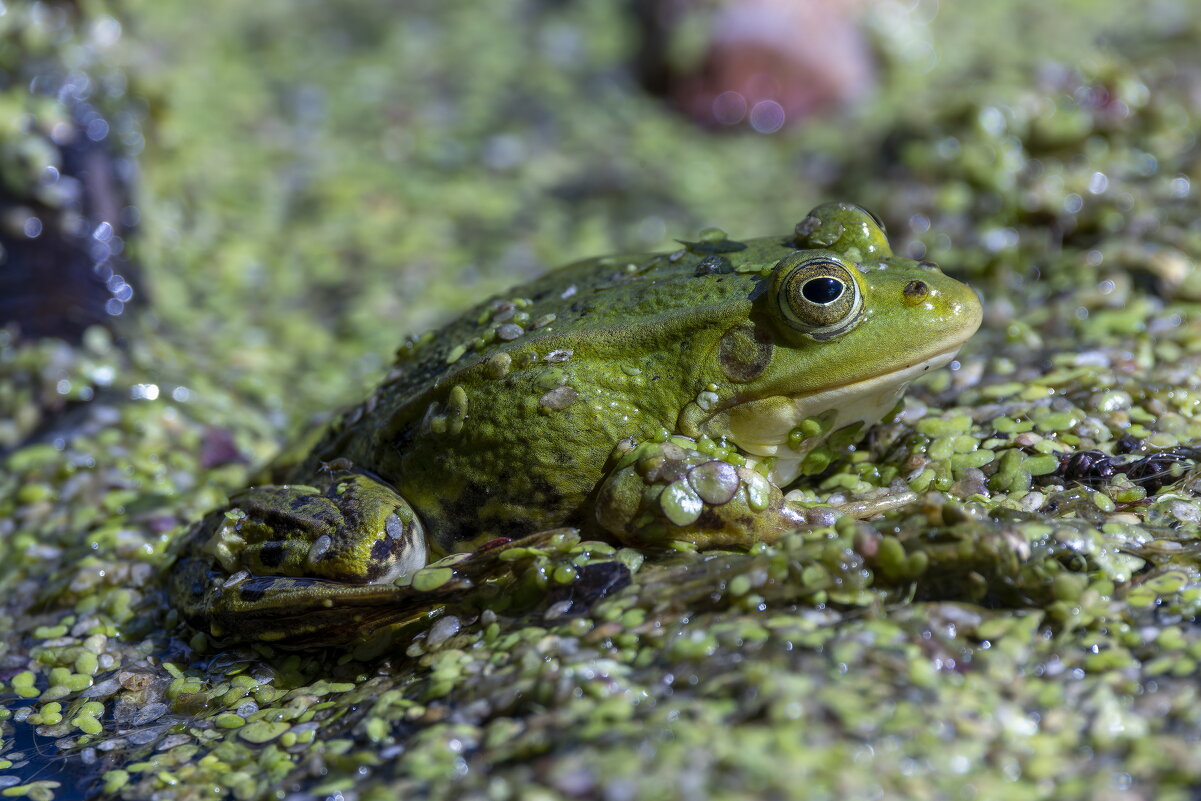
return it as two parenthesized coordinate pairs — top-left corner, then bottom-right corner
(387, 235), (793, 399)
(305, 235), (794, 463)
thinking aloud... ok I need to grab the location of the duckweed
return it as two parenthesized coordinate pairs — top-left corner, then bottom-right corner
(6, 2), (1201, 800)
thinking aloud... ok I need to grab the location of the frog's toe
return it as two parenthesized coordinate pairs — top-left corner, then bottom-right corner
(594, 438), (805, 548)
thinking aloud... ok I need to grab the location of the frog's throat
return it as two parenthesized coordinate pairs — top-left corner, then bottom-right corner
(722, 345), (964, 487)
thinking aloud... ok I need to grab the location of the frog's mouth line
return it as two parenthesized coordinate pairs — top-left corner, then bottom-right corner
(728, 344), (966, 486)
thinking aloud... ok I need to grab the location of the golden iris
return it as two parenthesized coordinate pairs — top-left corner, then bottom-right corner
(772, 252), (864, 340)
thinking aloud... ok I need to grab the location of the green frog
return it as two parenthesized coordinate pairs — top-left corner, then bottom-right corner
(169, 202), (982, 645)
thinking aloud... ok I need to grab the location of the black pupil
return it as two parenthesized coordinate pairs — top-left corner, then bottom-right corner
(802, 276), (844, 305)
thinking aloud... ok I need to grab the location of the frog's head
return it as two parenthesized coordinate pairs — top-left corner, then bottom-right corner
(682, 202), (983, 485)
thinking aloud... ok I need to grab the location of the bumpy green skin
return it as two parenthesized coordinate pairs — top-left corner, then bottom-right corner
(170, 203), (982, 644)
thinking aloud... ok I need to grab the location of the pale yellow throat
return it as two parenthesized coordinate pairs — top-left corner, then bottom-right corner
(728, 347), (963, 486)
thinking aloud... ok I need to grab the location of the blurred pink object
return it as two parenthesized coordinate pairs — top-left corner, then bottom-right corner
(644, 0), (875, 131)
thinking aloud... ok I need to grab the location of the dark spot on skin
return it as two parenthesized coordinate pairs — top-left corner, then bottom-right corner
(370, 539), (391, 562)
(237, 492), (340, 537)
(258, 543), (285, 568)
(389, 422), (418, 459)
(443, 472), (574, 547)
(530, 474), (567, 505)
(903, 280), (929, 300)
(363, 536), (409, 582)
(432, 480), (504, 547)
(444, 481), (493, 521)
(539, 453), (578, 494)
(695, 508), (728, 531)
(718, 322), (774, 383)
(486, 517), (530, 541)
(240, 585), (267, 604)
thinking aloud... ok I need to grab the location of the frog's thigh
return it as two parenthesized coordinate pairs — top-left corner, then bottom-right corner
(594, 440), (804, 548)
(211, 472), (428, 583)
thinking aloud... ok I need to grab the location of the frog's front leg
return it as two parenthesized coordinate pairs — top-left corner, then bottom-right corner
(594, 437), (806, 548)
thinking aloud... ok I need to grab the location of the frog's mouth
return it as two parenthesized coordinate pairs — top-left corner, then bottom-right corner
(723, 344), (964, 486)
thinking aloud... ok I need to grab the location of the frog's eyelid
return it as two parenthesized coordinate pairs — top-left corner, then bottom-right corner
(865, 206), (887, 232)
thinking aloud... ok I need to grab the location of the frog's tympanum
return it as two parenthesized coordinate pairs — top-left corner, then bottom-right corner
(170, 203), (982, 645)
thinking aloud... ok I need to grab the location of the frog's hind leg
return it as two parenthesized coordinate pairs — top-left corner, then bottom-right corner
(593, 437), (807, 549)
(169, 470), (431, 644)
(208, 472), (428, 583)
(183, 572), (442, 647)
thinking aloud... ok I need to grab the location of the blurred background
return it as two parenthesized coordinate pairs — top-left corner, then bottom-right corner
(1, 0), (1198, 441)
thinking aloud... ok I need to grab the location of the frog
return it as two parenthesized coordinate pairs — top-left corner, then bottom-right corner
(169, 202), (982, 646)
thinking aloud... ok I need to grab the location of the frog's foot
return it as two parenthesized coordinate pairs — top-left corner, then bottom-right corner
(594, 437), (806, 549)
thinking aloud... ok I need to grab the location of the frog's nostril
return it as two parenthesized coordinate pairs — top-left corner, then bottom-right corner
(903, 280), (930, 302)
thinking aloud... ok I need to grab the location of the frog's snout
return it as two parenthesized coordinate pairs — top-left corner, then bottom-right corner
(946, 280), (984, 341)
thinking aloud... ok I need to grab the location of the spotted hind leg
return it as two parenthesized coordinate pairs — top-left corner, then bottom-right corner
(169, 469), (428, 642)
(200, 470), (427, 584)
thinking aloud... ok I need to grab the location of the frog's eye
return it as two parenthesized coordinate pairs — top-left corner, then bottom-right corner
(772, 253), (864, 340)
